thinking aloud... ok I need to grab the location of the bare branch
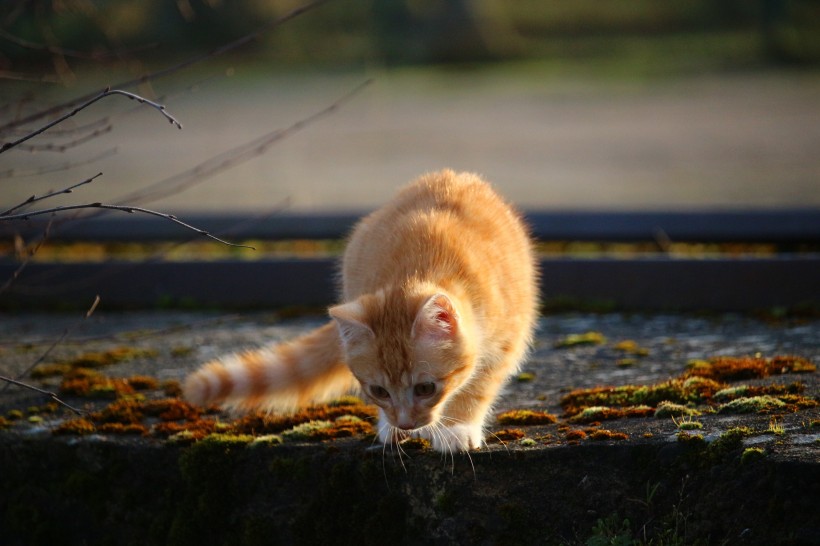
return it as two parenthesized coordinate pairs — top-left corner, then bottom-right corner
(0, 218), (53, 297)
(0, 374), (85, 415)
(2, 116), (112, 138)
(0, 173), (103, 217)
(1, 201), (256, 249)
(0, 88), (181, 154)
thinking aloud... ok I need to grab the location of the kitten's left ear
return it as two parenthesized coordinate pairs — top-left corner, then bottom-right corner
(412, 293), (460, 343)
(329, 300), (374, 348)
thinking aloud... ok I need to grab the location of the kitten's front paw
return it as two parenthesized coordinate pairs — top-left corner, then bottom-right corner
(428, 424), (483, 453)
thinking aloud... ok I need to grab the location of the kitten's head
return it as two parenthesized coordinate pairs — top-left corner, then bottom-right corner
(329, 287), (476, 432)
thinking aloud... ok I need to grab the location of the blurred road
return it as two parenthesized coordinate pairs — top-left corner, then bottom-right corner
(5, 68), (820, 213)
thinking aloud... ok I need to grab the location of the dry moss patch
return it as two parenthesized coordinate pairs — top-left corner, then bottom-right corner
(25, 366), (379, 446)
(496, 409), (557, 426)
(561, 354), (817, 422)
(2, 351), (815, 451)
(487, 428), (527, 444)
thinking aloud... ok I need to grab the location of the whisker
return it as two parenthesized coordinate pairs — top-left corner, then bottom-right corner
(483, 429), (511, 456)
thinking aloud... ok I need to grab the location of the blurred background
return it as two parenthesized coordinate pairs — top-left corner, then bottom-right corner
(2, 0), (820, 214)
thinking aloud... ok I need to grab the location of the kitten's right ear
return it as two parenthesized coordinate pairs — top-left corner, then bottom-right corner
(329, 300), (374, 349)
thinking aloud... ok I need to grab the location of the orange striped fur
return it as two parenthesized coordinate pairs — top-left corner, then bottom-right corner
(183, 170), (538, 452)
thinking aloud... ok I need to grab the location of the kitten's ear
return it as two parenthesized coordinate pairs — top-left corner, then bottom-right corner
(329, 300), (374, 348)
(412, 293), (459, 343)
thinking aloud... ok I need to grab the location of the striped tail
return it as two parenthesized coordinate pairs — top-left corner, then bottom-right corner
(182, 322), (355, 412)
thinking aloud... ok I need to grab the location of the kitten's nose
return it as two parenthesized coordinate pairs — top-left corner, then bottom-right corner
(396, 420), (415, 431)
(396, 411), (415, 430)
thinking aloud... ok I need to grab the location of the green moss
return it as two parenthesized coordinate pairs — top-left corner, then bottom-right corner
(718, 395), (787, 414)
(676, 431), (705, 444)
(200, 433), (254, 446)
(281, 420), (333, 441)
(726, 426), (755, 438)
(674, 417), (703, 430)
(713, 385), (750, 401)
(767, 418), (786, 435)
(167, 430), (197, 444)
(497, 409), (557, 426)
(570, 406), (621, 423)
(654, 401), (701, 418)
(702, 427), (750, 463)
(741, 447), (766, 464)
(616, 358), (636, 368)
(613, 339), (649, 356)
(568, 405), (653, 423)
(516, 372), (536, 382)
(6, 409), (23, 420)
(519, 437), (537, 447)
(554, 331), (607, 348)
(250, 434), (283, 446)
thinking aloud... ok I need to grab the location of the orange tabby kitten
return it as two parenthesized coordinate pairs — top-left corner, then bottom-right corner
(183, 170), (538, 452)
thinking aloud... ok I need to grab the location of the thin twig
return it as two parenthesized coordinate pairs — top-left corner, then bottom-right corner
(0, 88), (181, 154)
(0, 0), (332, 135)
(0, 218), (53, 297)
(1, 202), (255, 249)
(0, 172), (103, 217)
(0, 374), (85, 415)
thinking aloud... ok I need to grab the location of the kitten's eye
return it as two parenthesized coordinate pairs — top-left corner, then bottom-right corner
(413, 382), (436, 397)
(369, 385), (390, 400)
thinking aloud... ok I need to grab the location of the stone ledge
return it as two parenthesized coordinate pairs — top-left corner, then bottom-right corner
(1, 312), (817, 545)
(1, 431), (818, 546)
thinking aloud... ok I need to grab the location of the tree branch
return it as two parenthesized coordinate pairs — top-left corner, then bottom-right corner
(1, 201), (256, 250)
(0, 374), (85, 416)
(0, 172), (103, 217)
(0, 88), (181, 154)
(0, 218), (53, 297)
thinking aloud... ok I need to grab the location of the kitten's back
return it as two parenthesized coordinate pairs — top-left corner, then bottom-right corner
(341, 169), (538, 350)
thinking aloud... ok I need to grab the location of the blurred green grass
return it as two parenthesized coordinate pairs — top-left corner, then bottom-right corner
(3, 0), (820, 77)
